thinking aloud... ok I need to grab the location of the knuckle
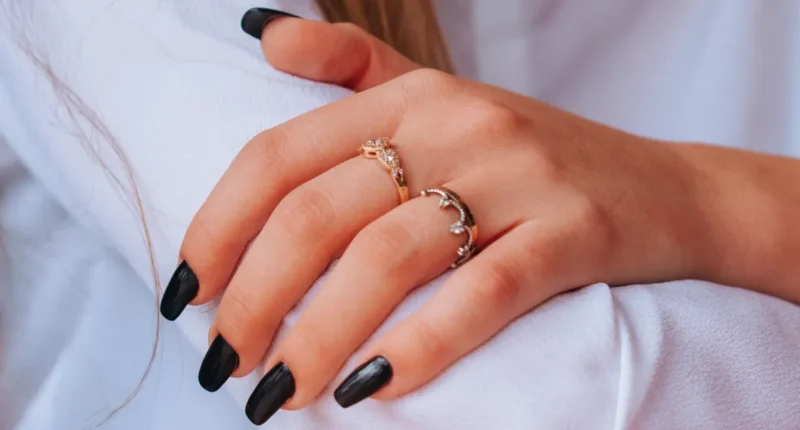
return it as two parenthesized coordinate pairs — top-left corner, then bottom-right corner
(181, 218), (244, 297)
(411, 318), (453, 360)
(318, 22), (371, 75)
(519, 140), (564, 184)
(397, 67), (455, 97)
(529, 153), (564, 184)
(572, 196), (615, 247)
(333, 21), (367, 36)
(467, 262), (523, 312)
(286, 328), (335, 367)
(352, 219), (418, 269)
(574, 197), (607, 228)
(276, 186), (337, 242)
(462, 100), (527, 138)
(240, 128), (292, 188)
(525, 242), (560, 280)
(185, 210), (239, 255)
(217, 293), (264, 347)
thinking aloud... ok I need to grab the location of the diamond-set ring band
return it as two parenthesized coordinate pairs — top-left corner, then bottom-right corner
(420, 187), (479, 268)
(359, 137), (409, 204)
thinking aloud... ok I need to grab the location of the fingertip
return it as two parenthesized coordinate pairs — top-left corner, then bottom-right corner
(231, 365), (254, 379)
(241, 7), (300, 40)
(367, 386), (398, 401)
(255, 14), (419, 91)
(207, 325), (218, 344)
(275, 371), (320, 410)
(260, 18), (370, 87)
(280, 399), (304, 411)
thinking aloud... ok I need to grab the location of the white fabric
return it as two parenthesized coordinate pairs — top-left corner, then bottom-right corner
(0, 143), (253, 429)
(1, 0), (799, 429)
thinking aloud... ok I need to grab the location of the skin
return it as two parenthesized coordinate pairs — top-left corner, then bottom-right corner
(180, 19), (800, 409)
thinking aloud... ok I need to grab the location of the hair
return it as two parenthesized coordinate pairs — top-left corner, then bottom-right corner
(317, 0), (453, 72)
(2, 0), (449, 425)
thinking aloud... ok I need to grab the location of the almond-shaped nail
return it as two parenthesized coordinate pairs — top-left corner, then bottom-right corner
(241, 7), (300, 39)
(334, 356), (393, 408)
(160, 260), (198, 321)
(245, 362), (296, 425)
(198, 335), (239, 392)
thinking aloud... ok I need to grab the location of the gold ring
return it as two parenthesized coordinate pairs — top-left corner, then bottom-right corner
(420, 187), (479, 268)
(359, 137), (409, 204)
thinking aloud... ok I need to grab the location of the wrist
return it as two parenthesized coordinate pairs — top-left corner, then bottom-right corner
(673, 143), (800, 301)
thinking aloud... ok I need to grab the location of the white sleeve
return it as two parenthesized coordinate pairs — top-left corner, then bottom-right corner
(1, 0), (798, 428)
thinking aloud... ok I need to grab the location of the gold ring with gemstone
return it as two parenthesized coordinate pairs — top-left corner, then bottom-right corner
(359, 137), (409, 204)
(420, 187), (479, 268)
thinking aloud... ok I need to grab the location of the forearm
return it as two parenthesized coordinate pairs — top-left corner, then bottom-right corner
(679, 143), (800, 303)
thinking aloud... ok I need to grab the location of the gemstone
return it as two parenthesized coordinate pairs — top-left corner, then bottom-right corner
(439, 197), (452, 209)
(378, 149), (399, 167)
(391, 168), (403, 179)
(365, 138), (387, 150)
(450, 221), (465, 235)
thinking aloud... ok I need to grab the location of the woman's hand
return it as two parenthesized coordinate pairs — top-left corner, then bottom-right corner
(159, 10), (800, 426)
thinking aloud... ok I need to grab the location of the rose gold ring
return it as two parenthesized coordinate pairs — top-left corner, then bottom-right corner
(359, 137), (409, 204)
(420, 187), (479, 268)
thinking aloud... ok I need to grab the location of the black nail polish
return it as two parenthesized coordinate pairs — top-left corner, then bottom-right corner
(334, 356), (393, 408)
(245, 362), (296, 425)
(198, 335), (240, 392)
(160, 260), (199, 321)
(241, 7), (299, 39)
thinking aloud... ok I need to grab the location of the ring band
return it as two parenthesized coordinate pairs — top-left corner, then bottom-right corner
(359, 137), (409, 204)
(420, 187), (478, 268)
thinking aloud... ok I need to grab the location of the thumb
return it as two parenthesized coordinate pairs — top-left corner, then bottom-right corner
(242, 8), (421, 92)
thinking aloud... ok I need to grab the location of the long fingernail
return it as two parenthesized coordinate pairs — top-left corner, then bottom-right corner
(334, 356), (393, 408)
(241, 7), (299, 39)
(160, 260), (199, 321)
(245, 362), (296, 425)
(198, 335), (239, 392)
